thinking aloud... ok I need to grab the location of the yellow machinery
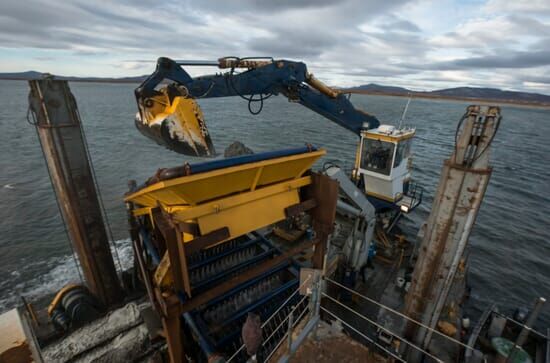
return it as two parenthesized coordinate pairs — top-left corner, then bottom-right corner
(134, 56), (422, 214)
(124, 146), (338, 362)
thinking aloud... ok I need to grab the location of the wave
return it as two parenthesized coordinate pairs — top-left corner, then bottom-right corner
(0, 238), (133, 314)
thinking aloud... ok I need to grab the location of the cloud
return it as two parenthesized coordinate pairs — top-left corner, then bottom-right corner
(0, 0), (549, 93)
(195, 0), (336, 13)
(383, 19), (422, 33)
(429, 15), (549, 49)
(405, 49), (550, 70)
(484, 0), (550, 15)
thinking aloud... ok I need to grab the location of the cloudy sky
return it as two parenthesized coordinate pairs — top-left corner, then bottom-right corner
(1, 0), (549, 93)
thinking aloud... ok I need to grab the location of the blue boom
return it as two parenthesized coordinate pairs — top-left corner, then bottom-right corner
(135, 56), (380, 155)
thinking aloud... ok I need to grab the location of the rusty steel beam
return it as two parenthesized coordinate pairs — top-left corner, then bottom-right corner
(137, 170), (336, 361)
(161, 300), (184, 363)
(182, 227), (230, 255)
(403, 105), (500, 359)
(285, 198), (318, 217)
(28, 79), (122, 307)
(305, 173), (339, 269)
(152, 208), (186, 294)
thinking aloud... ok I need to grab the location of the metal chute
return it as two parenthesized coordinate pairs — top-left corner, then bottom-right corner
(135, 87), (215, 157)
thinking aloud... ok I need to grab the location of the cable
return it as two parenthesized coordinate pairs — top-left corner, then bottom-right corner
(320, 306), (406, 362)
(322, 292), (443, 362)
(265, 331), (289, 362)
(453, 109), (501, 166)
(222, 56), (275, 115)
(73, 100), (124, 273)
(492, 311), (549, 340)
(26, 107), (37, 126)
(226, 275), (312, 363)
(262, 275), (311, 329)
(262, 295), (308, 347)
(324, 277), (475, 352)
(193, 81), (215, 99)
(264, 299), (309, 363)
(225, 342), (245, 363)
(470, 111), (500, 164)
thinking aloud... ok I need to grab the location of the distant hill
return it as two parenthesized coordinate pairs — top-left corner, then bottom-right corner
(2, 72), (549, 106)
(348, 83), (550, 106)
(0, 71), (147, 83)
(350, 83), (410, 94)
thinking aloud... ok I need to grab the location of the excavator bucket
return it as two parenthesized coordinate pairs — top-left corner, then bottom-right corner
(135, 88), (215, 157)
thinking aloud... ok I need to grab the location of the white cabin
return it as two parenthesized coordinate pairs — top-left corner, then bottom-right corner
(354, 124), (416, 210)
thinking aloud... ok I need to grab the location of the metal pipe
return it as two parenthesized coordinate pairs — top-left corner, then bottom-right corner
(336, 199), (363, 217)
(506, 297), (546, 363)
(398, 93), (412, 129)
(183, 312), (217, 357)
(305, 73), (339, 99)
(277, 315), (319, 363)
(174, 60), (220, 66)
(287, 309), (294, 354)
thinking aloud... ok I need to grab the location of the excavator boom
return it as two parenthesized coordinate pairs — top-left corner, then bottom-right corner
(134, 57), (380, 156)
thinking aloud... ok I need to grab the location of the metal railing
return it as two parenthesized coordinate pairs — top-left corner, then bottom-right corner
(226, 275), (312, 362)
(321, 292), (443, 362)
(324, 277), (475, 353)
(224, 271), (487, 363)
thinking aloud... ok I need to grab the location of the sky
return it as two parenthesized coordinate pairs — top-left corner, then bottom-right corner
(1, 0), (550, 93)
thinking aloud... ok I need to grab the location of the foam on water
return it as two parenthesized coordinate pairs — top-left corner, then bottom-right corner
(0, 239), (133, 311)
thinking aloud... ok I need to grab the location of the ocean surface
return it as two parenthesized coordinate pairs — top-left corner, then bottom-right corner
(0, 80), (549, 328)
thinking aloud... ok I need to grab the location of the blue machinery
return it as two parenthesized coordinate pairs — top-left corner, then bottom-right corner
(125, 146), (338, 362)
(134, 57), (381, 157)
(133, 56), (422, 214)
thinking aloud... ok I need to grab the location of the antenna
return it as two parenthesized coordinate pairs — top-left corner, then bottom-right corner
(398, 92), (412, 129)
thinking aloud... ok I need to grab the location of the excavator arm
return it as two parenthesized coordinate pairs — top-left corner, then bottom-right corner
(134, 56), (380, 156)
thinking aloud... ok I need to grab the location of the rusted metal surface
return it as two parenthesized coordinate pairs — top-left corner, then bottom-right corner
(182, 227), (230, 255)
(285, 198), (318, 217)
(28, 79), (122, 307)
(217, 57), (272, 69)
(130, 166), (337, 361)
(305, 173), (339, 269)
(151, 208), (186, 294)
(305, 73), (339, 98)
(403, 105), (500, 359)
(161, 301), (184, 363)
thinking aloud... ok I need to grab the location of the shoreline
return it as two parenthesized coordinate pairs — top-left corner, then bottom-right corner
(0, 77), (142, 84)
(2, 78), (549, 109)
(346, 90), (550, 109)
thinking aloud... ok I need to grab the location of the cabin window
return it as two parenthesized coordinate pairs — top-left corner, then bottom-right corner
(394, 139), (412, 168)
(361, 138), (395, 175)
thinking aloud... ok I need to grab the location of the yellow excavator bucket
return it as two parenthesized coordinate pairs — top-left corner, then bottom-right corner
(135, 87), (215, 156)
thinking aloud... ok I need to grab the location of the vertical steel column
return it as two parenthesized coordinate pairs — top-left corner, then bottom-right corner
(28, 79), (122, 307)
(306, 173), (339, 270)
(403, 105), (501, 360)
